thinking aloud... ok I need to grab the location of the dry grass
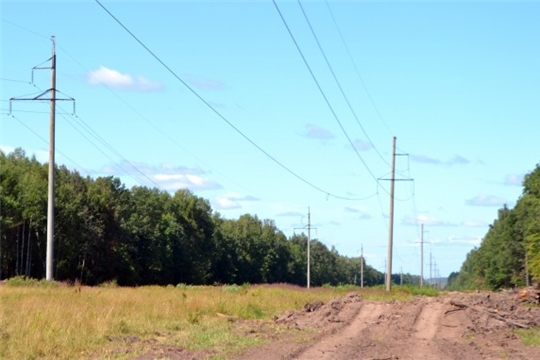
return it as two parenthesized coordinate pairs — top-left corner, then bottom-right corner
(0, 282), (367, 359)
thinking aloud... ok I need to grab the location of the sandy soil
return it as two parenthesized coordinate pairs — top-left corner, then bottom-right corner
(235, 291), (540, 360)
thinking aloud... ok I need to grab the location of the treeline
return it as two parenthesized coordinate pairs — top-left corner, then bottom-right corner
(0, 149), (391, 286)
(447, 164), (540, 290)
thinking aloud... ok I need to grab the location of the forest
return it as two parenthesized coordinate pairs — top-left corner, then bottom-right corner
(0, 148), (402, 287)
(447, 163), (540, 290)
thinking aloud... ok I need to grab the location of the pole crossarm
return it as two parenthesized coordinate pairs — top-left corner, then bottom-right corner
(10, 89), (75, 115)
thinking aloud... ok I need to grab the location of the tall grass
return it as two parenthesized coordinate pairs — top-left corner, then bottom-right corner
(0, 280), (435, 359)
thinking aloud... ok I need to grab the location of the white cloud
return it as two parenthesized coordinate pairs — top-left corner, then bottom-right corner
(461, 220), (488, 228)
(411, 154), (470, 166)
(213, 192), (260, 210)
(276, 211), (304, 217)
(302, 123), (334, 140)
(504, 174), (524, 186)
(100, 161), (220, 191)
(447, 236), (482, 245)
(402, 214), (454, 227)
(465, 194), (507, 207)
(154, 174), (219, 191)
(0, 145), (15, 154)
(351, 139), (372, 151)
(214, 197), (241, 210)
(87, 66), (163, 91)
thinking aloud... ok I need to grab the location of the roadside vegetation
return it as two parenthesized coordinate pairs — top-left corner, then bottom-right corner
(447, 164), (540, 291)
(1, 279), (438, 359)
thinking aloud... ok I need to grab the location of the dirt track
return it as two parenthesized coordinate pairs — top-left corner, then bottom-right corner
(236, 291), (540, 360)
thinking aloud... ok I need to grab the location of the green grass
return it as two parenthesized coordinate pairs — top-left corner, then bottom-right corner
(0, 279), (439, 359)
(515, 327), (540, 346)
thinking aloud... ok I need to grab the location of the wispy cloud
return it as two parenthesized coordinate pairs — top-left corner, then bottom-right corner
(344, 206), (372, 219)
(465, 194), (507, 207)
(410, 154), (470, 166)
(276, 211), (304, 217)
(0, 145), (15, 154)
(213, 192), (260, 210)
(184, 73), (225, 91)
(461, 220), (488, 228)
(402, 214), (455, 227)
(101, 161), (220, 191)
(504, 173), (524, 186)
(302, 123), (334, 140)
(87, 66), (163, 91)
(350, 138), (372, 151)
(447, 235), (482, 245)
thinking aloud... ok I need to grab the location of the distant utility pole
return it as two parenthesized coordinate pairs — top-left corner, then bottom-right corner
(429, 252), (433, 286)
(417, 224), (430, 287)
(380, 137), (412, 291)
(295, 207), (316, 289)
(9, 37), (74, 281)
(400, 266), (403, 286)
(307, 207), (311, 289)
(360, 245), (364, 288)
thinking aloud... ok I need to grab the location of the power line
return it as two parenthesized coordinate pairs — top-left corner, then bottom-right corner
(272, 0), (380, 185)
(8, 113), (91, 175)
(296, 0), (390, 168)
(324, 0), (393, 137)
(94, 0), (370, 201)
(56, 43), (258, 198)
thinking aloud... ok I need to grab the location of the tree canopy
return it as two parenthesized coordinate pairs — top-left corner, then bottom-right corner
(448, 164), (540, 290)
(0, 148), (402, 287)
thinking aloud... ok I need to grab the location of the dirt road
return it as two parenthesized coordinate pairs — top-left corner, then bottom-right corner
(237, 292), (540, 360)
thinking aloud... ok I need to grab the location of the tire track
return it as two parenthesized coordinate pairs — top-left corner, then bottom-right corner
(293, 302), (386, 360)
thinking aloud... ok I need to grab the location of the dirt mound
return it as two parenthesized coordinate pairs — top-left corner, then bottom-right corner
(274, 292), (363, 331)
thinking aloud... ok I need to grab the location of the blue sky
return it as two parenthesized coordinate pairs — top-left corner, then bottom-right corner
(1, 0), (539, 279)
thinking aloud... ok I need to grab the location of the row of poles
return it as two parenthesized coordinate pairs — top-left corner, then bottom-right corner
(11, 39), (423, 288)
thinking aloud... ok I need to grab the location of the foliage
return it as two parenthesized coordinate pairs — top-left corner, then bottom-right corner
(450, 163), (540, 290)
(0, 148), (388, 287)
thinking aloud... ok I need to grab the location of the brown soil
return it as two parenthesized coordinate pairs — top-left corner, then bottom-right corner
(235, 290), (540, 360)
(127, 289), (540, 360)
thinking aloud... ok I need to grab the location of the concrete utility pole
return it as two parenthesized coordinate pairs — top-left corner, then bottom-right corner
(46, 37), (57, 281)
(360, 245), (364, 288)
(307, 207), (311, 289)
(386, 137), (396, 291)
(9, 37), (74, 281)
(418, 224), (429, 287)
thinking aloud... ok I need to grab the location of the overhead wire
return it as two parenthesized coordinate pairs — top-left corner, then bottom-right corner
(296, 0), (390, 168)
(324, 0), (393, 137)
(56, 43), (258, 197)
(7, 58), (162, 189)
(272, 0), (382, 186)
(6, 113), (91, 175)
(94, 0), (371, 201)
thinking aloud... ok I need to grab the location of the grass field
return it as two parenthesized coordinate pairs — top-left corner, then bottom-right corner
(1, 279), (436, 359)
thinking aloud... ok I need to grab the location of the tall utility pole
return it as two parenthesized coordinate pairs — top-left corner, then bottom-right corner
(386, 137), (396, 291)
(360, 245), (364, 288)
(9, 37), (74, 281)
(46, 37), (57, 281)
